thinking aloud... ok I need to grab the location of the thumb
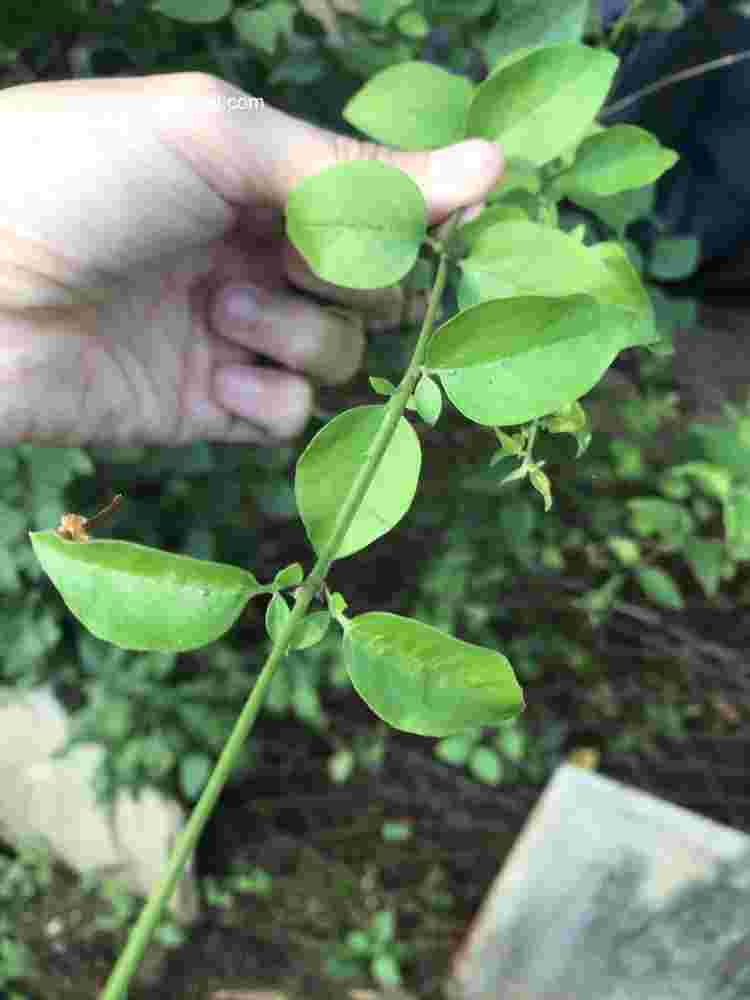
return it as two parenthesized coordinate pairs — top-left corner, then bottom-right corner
(162, 75), (504, 226)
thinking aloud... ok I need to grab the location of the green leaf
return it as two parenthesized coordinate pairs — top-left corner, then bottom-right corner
(295, 405), (421, 561)
(469, 746), (503, 785)
(467, 44), (619, 168)
(543, 400), (587, 434)
(456, 221), (652, 316)
(428, 296), (595, 370)
(290, 610), (331, 650)
(343, 61), (472, 150)
(649, 236), (700, 281)
(413, 375), (442, 426)
(426, 294), (649, 426)
(649, 284), (698, 339)
(325, 956), (361, 979)
(486, 158), (541, 200)
(381, 820), (412, 842)
(333, 35), (414, 80)
(435, 732), (477, 764)
(630, 0), (685, 31)
(151, 0), (231, 23)
(607, 536), (641, 567)
(291, 682), (324, 725)
(371, 909), (395, 945)
(268, 51), (327, 86)
(286, 161), (427, 290)
(564, 183), (655, 237)
(179, 753), (212, 799)
(635, 565), (684, 610)
(724, 486), (750, 560)
(265, 592), (291, 643)
(529, 465), (553, 511)
(344, 612), (524, 736)
(0, 501), (27, 545)
(273, 563), (304, 589)
(359, 0), (410, 25)
(328, 749), (354, 784)
(369, 376), (397, 397)
(626, 497), (694, 545)
(574, 572), (625, 618)
(429, 0), (495, 14)
(482, 0), (588, 65)
(232, 3), (295, 53)
(455, 202), (530, 254)
(559, 125), (678, 196)
(683, 537), (724, 598)
(688, 421), (750, 481)
(329, 591), (349, 616)
(28, 532), (263, 652)
(670, 462), (732, 501)
(396, 9), (430, 38)
(266, 668), (291, 713)
(495, 722), (526, 760)
(346, 930), (372, 955)
(371, 952), (402, 987)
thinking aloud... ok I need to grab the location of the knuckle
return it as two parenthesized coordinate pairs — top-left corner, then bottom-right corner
(169, 71), (232, 100)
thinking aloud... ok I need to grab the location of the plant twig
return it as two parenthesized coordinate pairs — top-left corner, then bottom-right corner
(601, 48), (750, 119)
(100, 213), (462, 1000)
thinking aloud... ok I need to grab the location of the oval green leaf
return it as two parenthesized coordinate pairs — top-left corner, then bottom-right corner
(295, 405), (421, 561)
(683, 537), (724, 599)
(232, 3), (294, 53)
(265, 592), (291, 642)
(635, 565), (684, 610)
(725, 486), (750, 560)
(561, 182), (655, 238)
(413, 374), (442, 426)
(455, 202), (530, 255)
(179, 753), (213, 800)
(563, 124), (678, 196)
(343, 61), (473, 150)
(648, 235), (700, 281)
(290, 610), (331, 650)
(626, 497), (694, 544)
(455, 220), (652, 318)
(467, 43), (618, 167)
(482, 0), (589, 65)
(344, 612), (524, 736)
(426, 294), (643, 426)
(272, 562), (304, 589)
(152, 0), (231, 23)
(286, 161), (427, 290)
(29, 531), (263, 652)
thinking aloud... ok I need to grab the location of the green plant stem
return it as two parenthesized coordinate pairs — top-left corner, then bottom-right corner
(607, 0), (642, 48)
(100, 211), (459, 1000)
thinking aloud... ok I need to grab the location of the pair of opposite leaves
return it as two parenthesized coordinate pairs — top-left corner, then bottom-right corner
(29, 520), (523, 738)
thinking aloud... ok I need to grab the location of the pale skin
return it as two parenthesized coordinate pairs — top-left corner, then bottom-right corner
(0, 72), (503, 447)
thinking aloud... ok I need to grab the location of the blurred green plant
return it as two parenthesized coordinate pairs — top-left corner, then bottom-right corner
(202, 861), (274, 908)
(325, 908), (413, 989)
(0, 837), (52, 998)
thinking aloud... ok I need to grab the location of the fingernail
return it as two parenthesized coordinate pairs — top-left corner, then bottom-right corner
(220, 285), (261, 323)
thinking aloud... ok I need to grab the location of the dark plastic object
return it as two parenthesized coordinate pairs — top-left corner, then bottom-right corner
(602, 1), (750, 265)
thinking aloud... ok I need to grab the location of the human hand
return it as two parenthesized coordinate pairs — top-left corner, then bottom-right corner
(0, 73), (502, 447)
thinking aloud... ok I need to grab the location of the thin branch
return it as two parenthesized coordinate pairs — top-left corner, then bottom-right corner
(601, 48), (750, 119)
